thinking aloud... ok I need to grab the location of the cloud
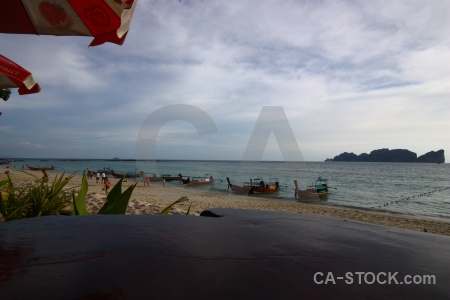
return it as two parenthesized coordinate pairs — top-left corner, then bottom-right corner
(1, 0), (449, 160)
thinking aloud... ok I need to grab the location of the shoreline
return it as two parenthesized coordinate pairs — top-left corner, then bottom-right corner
(1, 167), (450, 236)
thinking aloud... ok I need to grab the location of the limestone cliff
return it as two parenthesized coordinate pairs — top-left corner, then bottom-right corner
(326, 148), (445, 163)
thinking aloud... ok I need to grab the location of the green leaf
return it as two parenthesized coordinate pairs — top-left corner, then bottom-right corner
(114, 183), (137, 214)
(98, 178), (137, 215)
(72, 171), (89, 215)
(98, 178), (123, 214)
(159, 196), (189, 215)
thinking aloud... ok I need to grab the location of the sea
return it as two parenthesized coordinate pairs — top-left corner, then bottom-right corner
(7, 159), (450, 222)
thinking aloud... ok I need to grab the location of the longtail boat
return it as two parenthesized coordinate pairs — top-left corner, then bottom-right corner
(162, 174), (183, 181)
(88, 168), (112, 175)
(111, 170), (138, 179)
(294, 177), (330, 200)
(144, 174), (182, 182)
(249, 177), (280, 194)
(26, 164), (55, 171)
(227, 177), (280, 195)
(226, 177), (252, 195)
(182, 175), (214, 186)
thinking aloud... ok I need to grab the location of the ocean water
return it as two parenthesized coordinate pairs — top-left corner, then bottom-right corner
(9, 159), (450, 221)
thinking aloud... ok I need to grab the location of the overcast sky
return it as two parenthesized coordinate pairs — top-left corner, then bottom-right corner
(1, 0), (449, 161)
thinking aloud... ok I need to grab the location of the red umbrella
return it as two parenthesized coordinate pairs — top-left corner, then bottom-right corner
(0, 54), (41, 95)
(0, 0), (138, 47)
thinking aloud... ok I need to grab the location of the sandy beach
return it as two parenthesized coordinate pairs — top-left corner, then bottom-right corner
(1, 167), (450, 236)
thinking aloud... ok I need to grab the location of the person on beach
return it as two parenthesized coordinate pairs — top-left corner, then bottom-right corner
(259, 180), (265, 189)
(143, 175), (149, 187)
(101, 172), (106, 183)
(104, 177), (112, 195)
(96, 171), (100, 183)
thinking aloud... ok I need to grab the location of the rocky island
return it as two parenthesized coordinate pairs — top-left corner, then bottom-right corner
(326, 148), (445, 163)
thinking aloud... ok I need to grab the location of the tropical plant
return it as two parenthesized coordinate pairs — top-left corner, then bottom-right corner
(1, 170), (192, 222)
(72, 170), (89, 215)
(159, 196), (191, 215)
(0, 172), (73, 221)
(72, 171), (137, 215)
(72, 171), (192, 215)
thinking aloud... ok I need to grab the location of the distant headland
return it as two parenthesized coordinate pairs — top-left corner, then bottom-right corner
(325, 148), (445, 163)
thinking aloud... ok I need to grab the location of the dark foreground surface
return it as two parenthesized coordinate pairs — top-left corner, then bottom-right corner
(1, 209), (449, 299)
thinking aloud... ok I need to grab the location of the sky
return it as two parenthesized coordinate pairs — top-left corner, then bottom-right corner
(1, 0), (449, 161)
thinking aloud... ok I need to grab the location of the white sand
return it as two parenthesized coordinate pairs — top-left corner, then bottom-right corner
(2, 167), (450, 236)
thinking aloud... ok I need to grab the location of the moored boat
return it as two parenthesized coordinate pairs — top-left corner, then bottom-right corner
(0, 159), (10, 165)
(26, 164), (55, 171)
(162, 174), (183, 181)
(111, 170), (140, 179)
(88, 168), (112, 175)
(118, 173), (182, 183)
(142, 174), (182, 182)
(144, 174), (164, 182)
(249, 177), (280, 194)
(226, 177), (253, 195)
(294, 177), (330, 200)
(227, 177), (280, 195)
(182, 175), (214, 186)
